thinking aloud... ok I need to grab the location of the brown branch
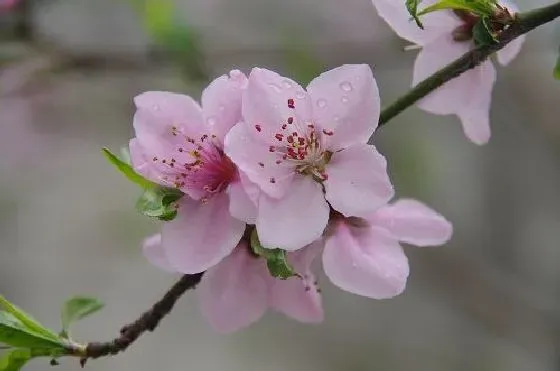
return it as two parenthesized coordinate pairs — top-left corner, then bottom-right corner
(378, 1), (560, 126)
(76, 273), (203, 364)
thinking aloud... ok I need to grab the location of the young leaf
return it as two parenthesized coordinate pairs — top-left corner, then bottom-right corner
(472, 17), (498, 46)
(0, 348), (56, 371)
(136, 187), (183, 221)
(554, 50), (560, 80)
(102, 148), (156, 189)
(60, 297), (104, 338)
(418, 0), (496, 17)
(406, 0), (424, 29)
(0, 312), (65, 350)
(0, 296), (59, 342)
(250, 230), (297, 280)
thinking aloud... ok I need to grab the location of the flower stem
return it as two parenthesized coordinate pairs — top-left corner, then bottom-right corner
(378, 2), (560, 127)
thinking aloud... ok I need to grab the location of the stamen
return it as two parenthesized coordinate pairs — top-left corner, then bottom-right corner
(287, 98), (295, 109)
(255, 124), (262, 132)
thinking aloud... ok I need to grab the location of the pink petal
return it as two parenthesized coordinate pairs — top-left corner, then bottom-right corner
(162, 192), (245, 273)
(269, 241), (324, 323)
(323, 222), (409, 299)
(201, 70), (247, 144)
(372, 0), (461, 46)
(224, 121), (294, 199)
(197, 245), (268, 333)
(227, 180), (257, 224)
(456, 61), (496, 145)
(306, 64), (381, 149)
(142, 234), (175, 273)
(369, 199), (453, 247)
(242, 68), (313, 146)
(497, 35), (524, 66)
(128, 138), (163, 183)
(257, 176), (329, 251)
(413, 35), (474, 115)
(325, 144), (394, 217)
(133, 91), (205, 152)
(413, 36), (497, 144)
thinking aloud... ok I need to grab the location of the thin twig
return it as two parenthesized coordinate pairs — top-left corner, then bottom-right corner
(378, 2), (560, 127)
(76, 273), (203, 364)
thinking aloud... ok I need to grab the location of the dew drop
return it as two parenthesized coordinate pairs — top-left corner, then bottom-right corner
(340, 81), (353, 92)
(268, 83), (282, 93)
(316, 99), (327, 108)
(206, 116), (217, 126)
(341, 96), (349, 104)
(152, 104), (161, 111)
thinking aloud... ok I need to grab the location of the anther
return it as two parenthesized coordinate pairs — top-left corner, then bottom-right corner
(255, 124), (262, 132)
(287, 98), (295, 109)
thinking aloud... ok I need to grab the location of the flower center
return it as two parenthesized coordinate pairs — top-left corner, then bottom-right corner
(151, 127), (236, 202)
(253, 97), (334, 183)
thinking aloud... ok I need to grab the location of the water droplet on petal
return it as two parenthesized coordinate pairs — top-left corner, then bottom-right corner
(341, 96), (349, 104)
(340, 81), (353, 92)
(295, 90), (306, 99)
(206, 116), (217, 126)
(282, 79), (292, 88)
(219, 105), (226, 112)
(152, 104), (160, 111)
(333, 115), (341, 122)
(316, 99), (327, 108)
(268, 83), (282, 93)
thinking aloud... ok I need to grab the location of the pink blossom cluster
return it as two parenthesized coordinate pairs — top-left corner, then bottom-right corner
(130, 65), (452, 332)
(372, 0), (524, 145)
(0, 0), (20, 12)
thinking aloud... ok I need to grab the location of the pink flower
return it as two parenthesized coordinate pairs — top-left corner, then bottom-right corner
(0, 0), (20, 12)
(143, 237), (323, 333)
(225, 65), (394, 251)
(130, 70), (255, 274)
(371, 0), (525, 145)
(323, 199), (452, 298)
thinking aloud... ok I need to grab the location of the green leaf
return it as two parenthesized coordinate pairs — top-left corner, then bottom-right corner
(554, 50), (560, 80)
(60, 297), (104, 338)
(136, 187), (183, 221)
(250, 230), (297, 280)
(102, 147), (156, 189)
(0, 348), (57, 371)
(0, 297), (58, 342)
(406, 0), (424, 29)
(472, 17), (498, 46)
(418, 0), (497, 17)
(0, 313), (65, 350)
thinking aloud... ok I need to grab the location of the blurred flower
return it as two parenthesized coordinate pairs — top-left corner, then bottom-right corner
(0, 0), (20, 12)
(322, 199), (452, 298)
(130, 70), (254, 274)
(144, 237), (323, 333)
(225, 64), (394, 251)
(371, 0), (525, 144)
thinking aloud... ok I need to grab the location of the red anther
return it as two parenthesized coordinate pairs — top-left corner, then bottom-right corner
(322, 129), (334, 136)
(255, 124), (262, 132)
(269, 146), (276, 152)
(307, 124), (314, 129)
(258, 162), (265, 167)
(287, 117), (294, 124)
(276, 160), (282, 164)
(298, 137), (306, 146)
(287, 136), (294, 144)
(321, 172), (329, 181)
(287, 98), (295, 108)
(275, 133), (284, 141)
(270, 177), (276, 183)
(178, 147), (183, 152)
(292, 132), (298, 137)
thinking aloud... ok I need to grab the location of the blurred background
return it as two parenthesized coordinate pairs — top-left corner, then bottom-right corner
(1, 0), (560, 370)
